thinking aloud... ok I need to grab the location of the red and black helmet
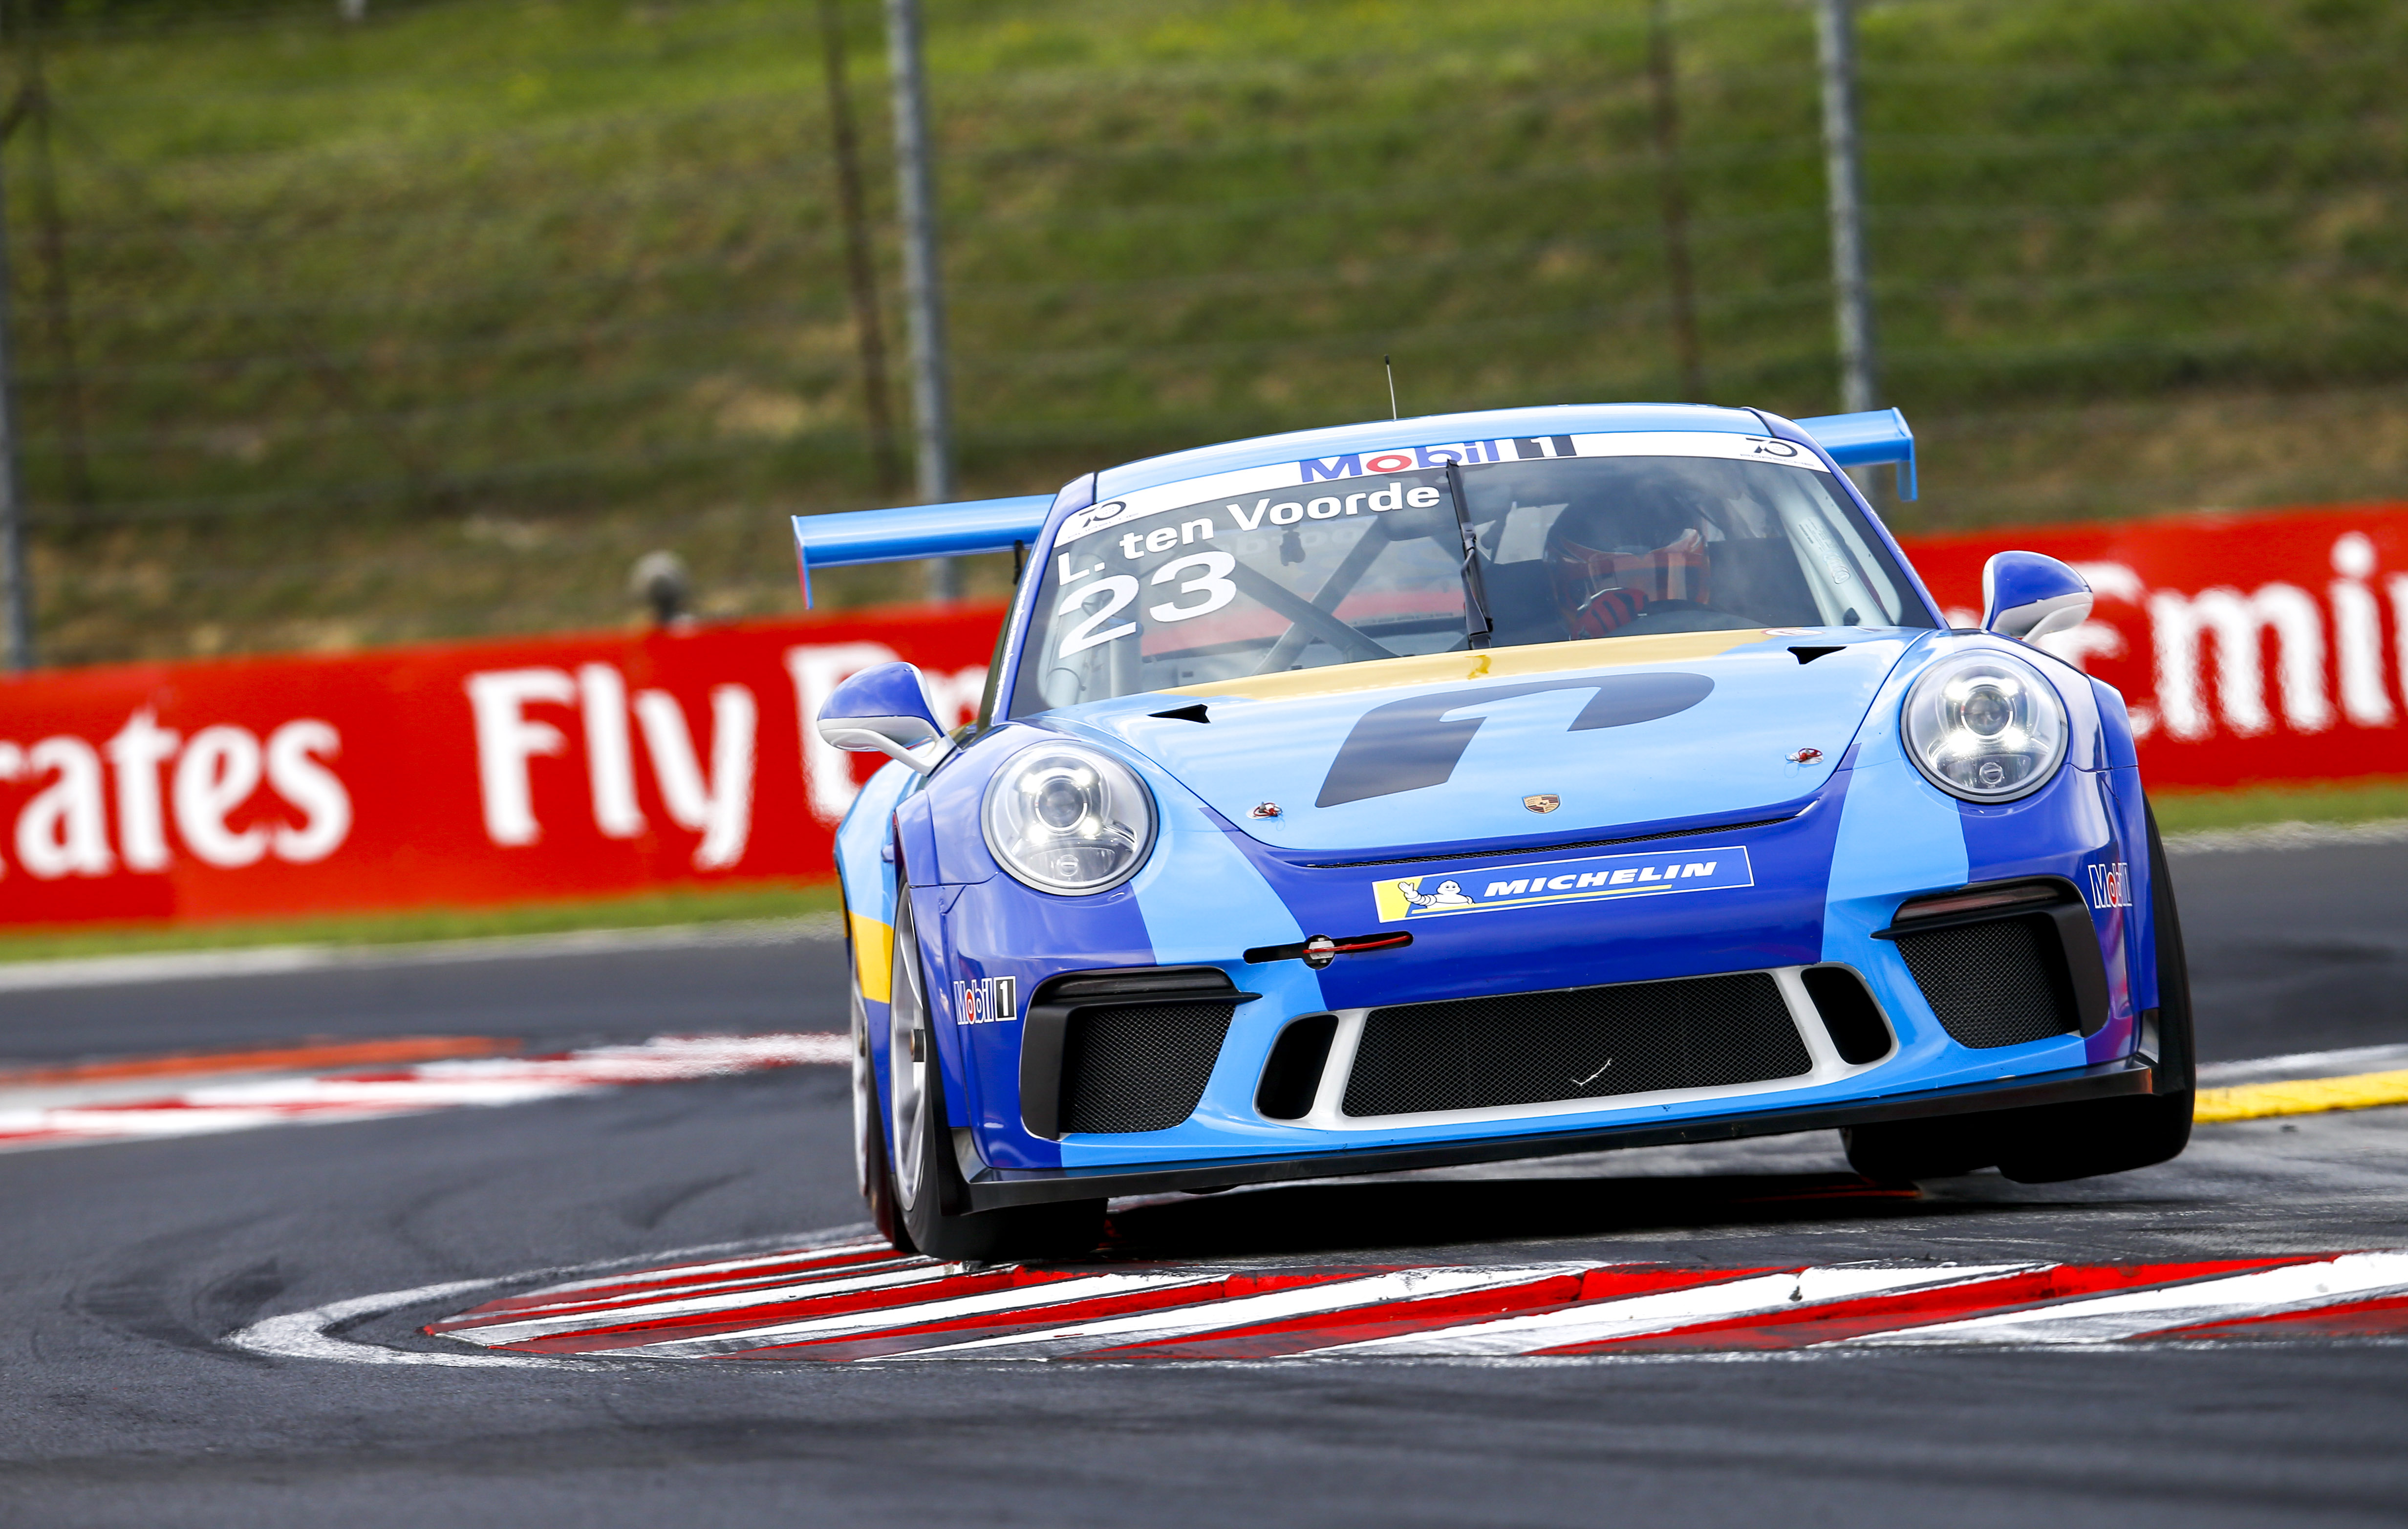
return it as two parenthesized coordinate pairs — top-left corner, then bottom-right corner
(1544, 500), (1712, 638)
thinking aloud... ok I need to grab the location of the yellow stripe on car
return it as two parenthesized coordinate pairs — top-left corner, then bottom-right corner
(1159, 628), (1769, 704)
(2196, 1069), (2408, 1124)
(850, 913), (894, 1004)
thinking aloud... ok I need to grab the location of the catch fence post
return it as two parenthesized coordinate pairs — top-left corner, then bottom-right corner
(0, 134), (32, 670)
(882, 0), (958, 602)
(1814, 0), (1880, 430)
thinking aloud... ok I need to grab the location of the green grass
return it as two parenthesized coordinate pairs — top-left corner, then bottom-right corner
(0, 877), (841, 965)
(14, 0), (2408, 664)
(2151, 778), (2408, 836)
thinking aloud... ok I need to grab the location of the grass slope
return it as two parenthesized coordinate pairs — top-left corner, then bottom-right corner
(0, 877), (840, 964)
(11, 0), (2408, 662)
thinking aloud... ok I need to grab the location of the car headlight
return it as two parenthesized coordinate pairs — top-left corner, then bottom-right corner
(1902, 650), (2069, 801)
(981, 745), (1157, 894)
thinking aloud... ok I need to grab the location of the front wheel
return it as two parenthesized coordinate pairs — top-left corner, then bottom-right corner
(882, 885), (1104, 1262)
(849, 956), (911, 1255)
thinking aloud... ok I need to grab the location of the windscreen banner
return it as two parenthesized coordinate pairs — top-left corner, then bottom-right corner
(0, 500), (2400, 926)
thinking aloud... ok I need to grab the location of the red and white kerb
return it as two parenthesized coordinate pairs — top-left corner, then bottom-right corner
(427, 1241), (2408, 1363)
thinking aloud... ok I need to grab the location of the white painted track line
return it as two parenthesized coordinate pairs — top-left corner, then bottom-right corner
(870, 1265), (1596, 1361)
(1839, 1251), (2408, 1346)
(1307, 1263), (2039, 1357)
(628, 1272), (1227, 1358)
(440, 1261), (972, 1347)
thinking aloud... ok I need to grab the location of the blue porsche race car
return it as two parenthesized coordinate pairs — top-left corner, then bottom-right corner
(800, 402), (2194, 1261)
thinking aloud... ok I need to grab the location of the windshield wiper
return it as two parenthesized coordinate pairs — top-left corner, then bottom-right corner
(1443, 461), (1494, 650)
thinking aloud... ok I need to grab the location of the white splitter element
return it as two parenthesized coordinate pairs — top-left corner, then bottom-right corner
(1306, 1263), (2040, 1357)
(872, 1265), (1596, 1361)
(1839, 1251), (2408, 1346)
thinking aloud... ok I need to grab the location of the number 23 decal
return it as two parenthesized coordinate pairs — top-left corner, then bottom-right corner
(1055, 576), (1138, 657)
(1146, 552), (1236, 623)
(1054, 552), (1237, 659)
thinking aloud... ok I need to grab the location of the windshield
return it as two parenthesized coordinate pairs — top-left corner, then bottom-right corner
(1009, 431), (1931, 714)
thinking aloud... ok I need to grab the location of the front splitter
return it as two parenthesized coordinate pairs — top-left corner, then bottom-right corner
(966, 1057), (2159, 1209)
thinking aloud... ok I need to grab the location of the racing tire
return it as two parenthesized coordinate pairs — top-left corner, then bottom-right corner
(1841, 1113), (1997, 1182)
(849, 952), (913, 1255)
(1844, 804), (2196, 1184)
(884, 884), (1105, 1263)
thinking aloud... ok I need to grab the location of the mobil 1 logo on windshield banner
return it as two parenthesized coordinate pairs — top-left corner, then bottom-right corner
(1373, 845), (1755, 923)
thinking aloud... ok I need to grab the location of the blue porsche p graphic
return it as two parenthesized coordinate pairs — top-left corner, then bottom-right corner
(1374, 845), (1755, 922)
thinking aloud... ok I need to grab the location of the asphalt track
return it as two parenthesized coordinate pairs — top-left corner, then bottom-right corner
(2, 840), (2404, 1526)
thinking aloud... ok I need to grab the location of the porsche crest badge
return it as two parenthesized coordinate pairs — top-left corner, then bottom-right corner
(1523, 794), (1560, 814)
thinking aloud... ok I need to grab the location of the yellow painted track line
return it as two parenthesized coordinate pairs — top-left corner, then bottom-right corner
(2196, 1069), (2408, 1124)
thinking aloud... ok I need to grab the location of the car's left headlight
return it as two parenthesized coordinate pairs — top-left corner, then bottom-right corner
(1902, 649), (2069, 801)
(981, 744), (1157, 894)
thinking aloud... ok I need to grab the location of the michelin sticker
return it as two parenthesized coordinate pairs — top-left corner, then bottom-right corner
(1375, 845), (1754, 922)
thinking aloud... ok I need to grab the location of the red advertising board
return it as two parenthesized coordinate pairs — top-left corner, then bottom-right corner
(0, 501), (2401, 927)
(0, 605), (1002, 925)
(1903, 503), (2408, 792)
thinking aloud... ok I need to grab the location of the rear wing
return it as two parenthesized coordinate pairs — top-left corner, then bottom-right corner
(791, 409), (1917, 604)
(1795, 408), (1916, 500)
(790, 495), (1051, 607)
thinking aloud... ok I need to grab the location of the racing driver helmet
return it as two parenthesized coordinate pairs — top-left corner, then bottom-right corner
(1543, 496), (1713, 640)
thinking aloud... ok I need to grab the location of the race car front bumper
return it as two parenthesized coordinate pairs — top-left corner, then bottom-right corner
(959, 1052), (2167, 1210)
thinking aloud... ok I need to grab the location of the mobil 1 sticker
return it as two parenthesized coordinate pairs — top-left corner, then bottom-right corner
(1372, 845), (1754, 923)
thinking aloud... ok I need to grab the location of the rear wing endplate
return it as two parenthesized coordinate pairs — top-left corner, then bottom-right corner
(1796, 408), (1916, 500)
(790, 495), (1051, 607)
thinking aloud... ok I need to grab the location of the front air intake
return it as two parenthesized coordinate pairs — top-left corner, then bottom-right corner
(1339, 971), (1812, 1119)
(1020, 967), (1255, 1138)
(1879, 879), (2108, 1049)
(1060, 1000), (1235, 1134)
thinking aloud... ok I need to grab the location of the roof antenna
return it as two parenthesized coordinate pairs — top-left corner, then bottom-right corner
(1384, 355), (1399, 421)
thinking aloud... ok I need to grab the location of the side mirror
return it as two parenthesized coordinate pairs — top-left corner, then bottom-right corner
(1981, 551), (2093, 643)
(815, 661), (948, 774)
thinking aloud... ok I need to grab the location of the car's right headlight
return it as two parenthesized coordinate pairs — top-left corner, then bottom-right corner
(1902, 649), (2069, 802)
(981, 744), (1157, 894)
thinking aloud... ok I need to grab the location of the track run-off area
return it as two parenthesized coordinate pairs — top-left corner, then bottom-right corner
(4, 830), (2407, 1525)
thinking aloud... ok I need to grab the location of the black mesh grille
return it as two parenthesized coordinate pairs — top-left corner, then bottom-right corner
(1893, 915), (2078, 1049)
(1060, 1001), (1234, 1134)
(1340, 971), (1810, 1118)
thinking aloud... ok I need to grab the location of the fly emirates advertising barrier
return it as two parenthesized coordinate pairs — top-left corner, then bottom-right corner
(0, 503), (2401, 927)
(0, 608), (1003, 925)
